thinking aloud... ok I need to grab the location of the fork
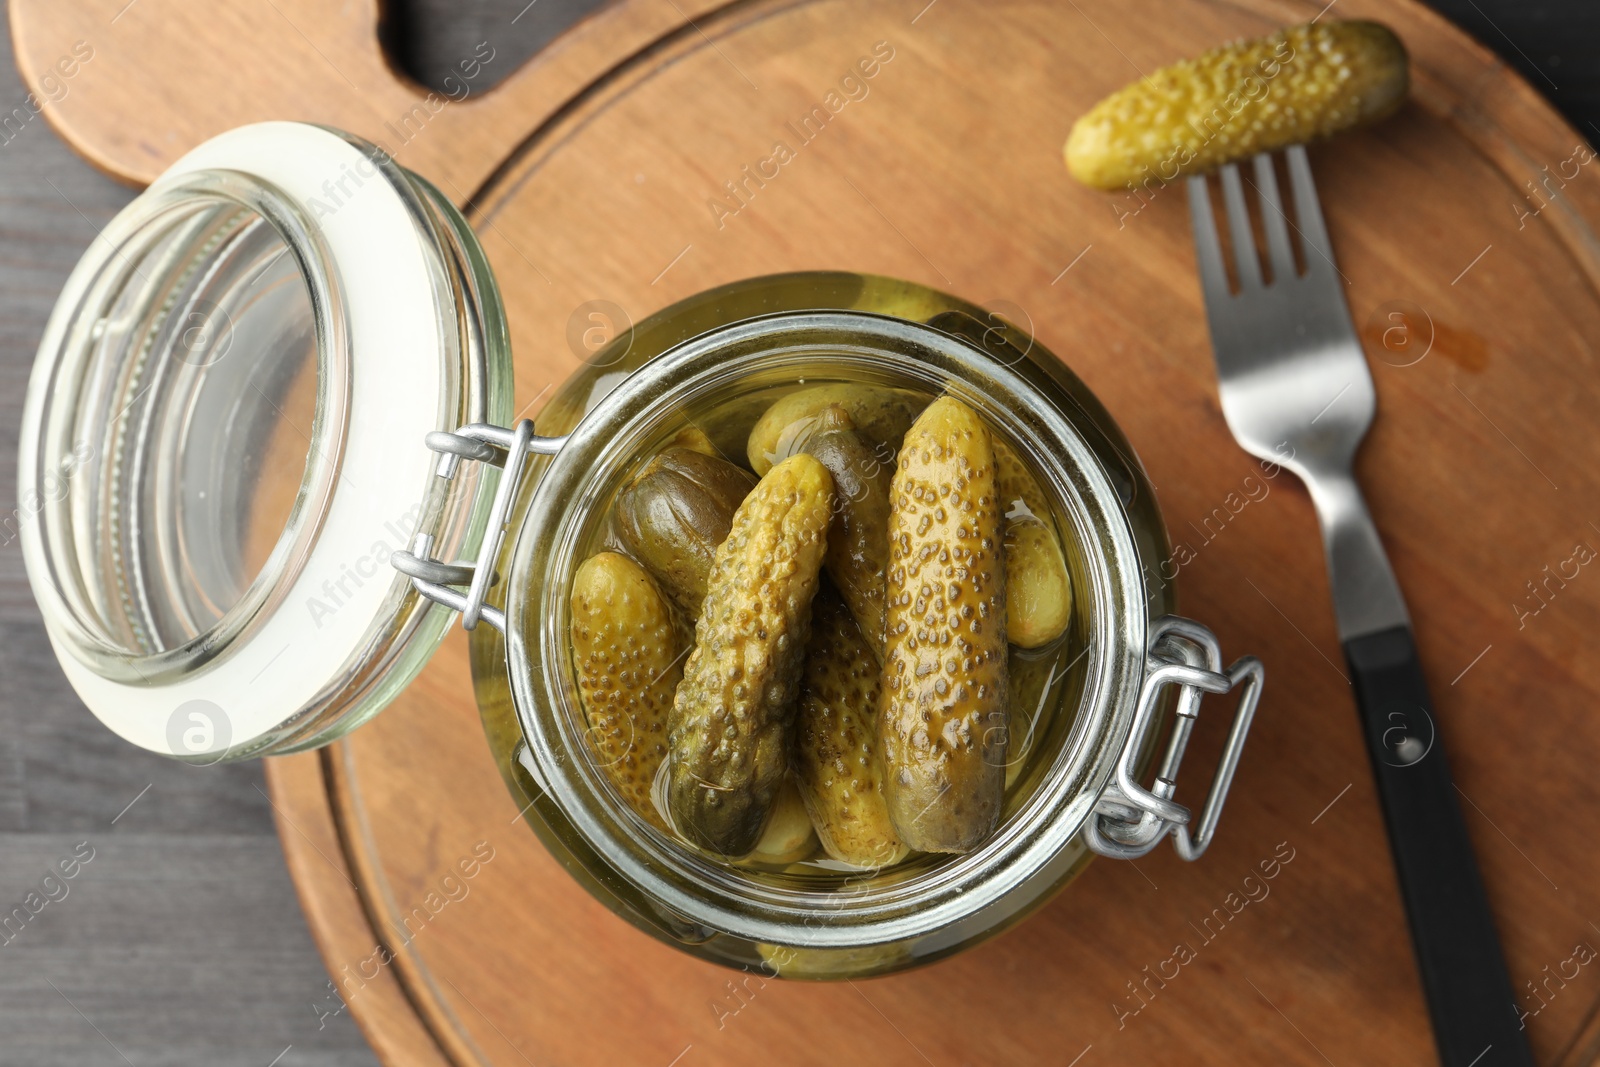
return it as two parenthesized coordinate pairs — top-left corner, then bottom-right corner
(1188, 146), (1533, 1067)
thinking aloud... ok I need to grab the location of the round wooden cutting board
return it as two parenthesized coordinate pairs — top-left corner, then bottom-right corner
(16, 0), (1600, 1063)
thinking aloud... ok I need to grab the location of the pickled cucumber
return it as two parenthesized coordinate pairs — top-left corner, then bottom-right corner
(1004, 645), (1071, 790)
(1065, 21), (1409, 190)
(880, 397), (1008, 853)
(784, 406), (894, 662)
(747, 383), (925, 476)
(794, 586), (908, 869)
(743, 778), (819, 866)
(757, 938), (913, 980)
(569, 552), (680, 829)
(668, 423), (719, 457)
(994, 436), (1072, 648)
(666, 454), (835, 857)
(615, 447), (757, 619)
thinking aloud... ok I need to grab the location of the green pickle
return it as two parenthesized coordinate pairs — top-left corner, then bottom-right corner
(667, 423), (718, 457)
(614, 447), (757, 619)
(568, 552), (680, 830)
(743, 778), (819, 866)
(1065, 20), (1408, 190)
(793, 585), (908, 869)
(781, 405), (895, 663)
(879, 397), (1009, 854)
(665, 454), (835, 857)
(1005, 644), (1072, 790)
(994, 436), (1073, 648)
(746, 383), (926, 476)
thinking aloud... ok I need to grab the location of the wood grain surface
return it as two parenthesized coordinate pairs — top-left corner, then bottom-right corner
(8, 1), (1600, 1065)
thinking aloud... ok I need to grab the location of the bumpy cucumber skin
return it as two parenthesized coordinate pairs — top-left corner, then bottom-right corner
(1066, 21), (1408, 190)
(666, 454), (835, 857)
(879, 397), (1008, 854)
(614, 447), (757, 620)
(569, 552), (681, 830)
(747, 383), (926, 476)
(794, 586), (909, 869)
(993, 436), (1073, 648)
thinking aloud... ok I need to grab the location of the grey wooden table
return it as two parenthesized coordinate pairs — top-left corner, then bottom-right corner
(0, 1), (1593, 1064)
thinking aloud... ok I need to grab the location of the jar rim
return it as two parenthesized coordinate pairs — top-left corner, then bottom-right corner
(20, 170), (350, 687)
(504, 305), (1151, 950)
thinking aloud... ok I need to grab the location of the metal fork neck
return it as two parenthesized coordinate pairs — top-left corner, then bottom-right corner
(1302, 467), (1410, 642)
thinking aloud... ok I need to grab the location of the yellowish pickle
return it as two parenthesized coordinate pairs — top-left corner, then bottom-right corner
(1004, 645), (1072, 790)
(783, 406), (895, 662)
(747, 383), (926, 476)
(569, 552), (680, 830)
(614, 447), (757, 619)
(879, 396), (1008, 854)
(793, 586), (909, 869)
(994, 436), (1072, 649)
(757, 938), (913, 980)
(743, 778), (820, 866)
(668, 423), (718, 457)
(1065, 20), (1409, 190)
(666, 454), (835, 857)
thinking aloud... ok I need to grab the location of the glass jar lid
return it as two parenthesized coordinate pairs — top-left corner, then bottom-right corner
(17, 123), (511, 760)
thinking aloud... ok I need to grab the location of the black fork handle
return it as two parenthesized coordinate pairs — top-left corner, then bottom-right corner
(1344, 625), (1534, 1067)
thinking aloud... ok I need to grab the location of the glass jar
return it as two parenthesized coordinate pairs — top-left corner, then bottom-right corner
(18, 123), (1262, 979)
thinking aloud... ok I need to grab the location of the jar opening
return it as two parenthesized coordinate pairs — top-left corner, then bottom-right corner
(504, 300), (1157, 959)
(125, 206), (318, 651)
(23, 172), (346, 684)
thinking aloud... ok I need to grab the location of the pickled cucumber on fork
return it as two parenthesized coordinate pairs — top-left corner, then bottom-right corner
(782, 405), (895, 662)
(666, 454), (835, 857)
(880, 397), (1008, 854)
(793, 585), (908, 869)
(1065, 21), (1409, 190)
(993, 435), (1072, 648)
(569, 552), (681, 830)
(747, 383), (926, 476)
(614, 447), (757, 619)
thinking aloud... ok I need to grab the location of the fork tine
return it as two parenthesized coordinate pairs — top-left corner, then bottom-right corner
(1186, 175), (1231, 304)
(1251, 154), (1296, 283)
(1286, 145), (1335, 274)
(1218, 163), (1263, 290)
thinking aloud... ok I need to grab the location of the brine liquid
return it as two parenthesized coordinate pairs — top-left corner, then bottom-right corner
(553, 375), (1093, 882)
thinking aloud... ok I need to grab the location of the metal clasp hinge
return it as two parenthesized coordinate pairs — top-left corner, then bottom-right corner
(1085, 616), (1264, 862)
(390, 420), (566, 634)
